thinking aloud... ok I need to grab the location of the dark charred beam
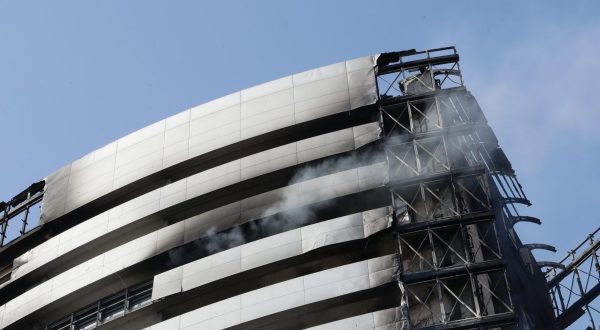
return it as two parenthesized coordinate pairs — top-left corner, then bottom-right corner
(525, 243), (557, 253)
(394, 211), (494, 234)
(538, 261), (565, 270)
(556, 283), (600, 329)
(401, 259), (505, 284)
(377, 54), (459, 75)
(388, 166), (486, 188)
(509, 216), (541, 226)
(418, 312), (516, 330)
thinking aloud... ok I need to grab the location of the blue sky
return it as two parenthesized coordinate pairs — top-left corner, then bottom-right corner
(1, 0), (599, 325)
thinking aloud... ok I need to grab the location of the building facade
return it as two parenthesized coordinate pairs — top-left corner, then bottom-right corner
(0, 47), (557, 329)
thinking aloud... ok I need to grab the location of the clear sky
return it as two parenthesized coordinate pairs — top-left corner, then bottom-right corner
(1, 1), (599, 326)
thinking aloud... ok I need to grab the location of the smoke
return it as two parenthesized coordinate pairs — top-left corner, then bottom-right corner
(259, 147), (383, 220)
(201, 225), (245, 254)
(167, 92), (490, 267)
(187, 146), (386, 258)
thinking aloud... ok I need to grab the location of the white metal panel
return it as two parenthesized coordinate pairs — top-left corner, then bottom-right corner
(64, 154), (116, 211)
(147, 317), (181, 330)
(348, 68), (378, 110)
(346, 56), (376, 73)
(301, 213), (364, 253)
(185, 160), (241, 200)
(51, 254), (105, 302)
(294, 74), (349, 104)
(0, 304), (4, 329)
(241, 88), (294, 117)
(294, 90), (351, 124)
(240, 143), (297, 181)
(240, 229), (302, 271)
(305, 307), (402, 330)
(373, 307), (403, 328)
(241, 277), (305, 322)
(241, 108), (296, 140)
(188, 102), (241, 159)
(240, 87), (295, 140)
(107, 189), (161, 232)
(165, 109), (191, 129)
(57, 212), (109, 256)
(159, 178), (187, 209)
(306, 313), (375, 330)
(181, 247), (241, 293)
(2, 278), (53, 328)
(117, 120), (166, 151)
(10, 230), (60, 280)
(69, 141), (117, 174)
(368, 255), (396, 288)
(101, 232), (158, 276)
(39, 163), (71, 223)
(240, 185), (297, 222)
(297, 128), (355, 163)
(241, 76), (294, 102)
(179, 296), (241, 330)
(9, 212), (108, 283)
(113, 131), (165, 189)
(362, 207), (392, 237)
(293, 61), (347, 86)
(182, 310), (240, 330)
(303, 260), (370, 304)
(156, 221), (185, 254)
(358, 162), (388, 191)
(190, 92), (240, 119)
(163, 122), (190, 169)
(152, 267), (183, 300)
(353, 122), (381, 149)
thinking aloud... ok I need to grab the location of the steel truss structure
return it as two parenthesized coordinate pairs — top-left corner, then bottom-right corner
(377, 47), (554, 329)
(545, 227), (600, 329)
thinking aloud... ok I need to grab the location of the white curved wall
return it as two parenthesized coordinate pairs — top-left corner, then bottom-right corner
(8, 122), (380, 285)
(1, 54), (388, 329)
(146, 255), (395, 330)
(41, 56), (378, 223)
(0, 162), (387, 328)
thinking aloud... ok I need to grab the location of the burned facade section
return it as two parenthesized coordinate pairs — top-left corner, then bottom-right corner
(1, 47), (593, 330)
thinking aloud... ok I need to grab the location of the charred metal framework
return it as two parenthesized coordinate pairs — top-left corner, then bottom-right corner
(0, 181), (44, 248)
(545, 227), (600, 329)
(0, 47), (593, 330)
(377, 48), (519, 329)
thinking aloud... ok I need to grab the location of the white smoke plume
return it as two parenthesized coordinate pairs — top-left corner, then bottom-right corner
(170, 91), (490, 265)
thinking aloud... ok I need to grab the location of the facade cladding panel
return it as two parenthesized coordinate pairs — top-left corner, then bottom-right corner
(0, 48), (558, 330)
